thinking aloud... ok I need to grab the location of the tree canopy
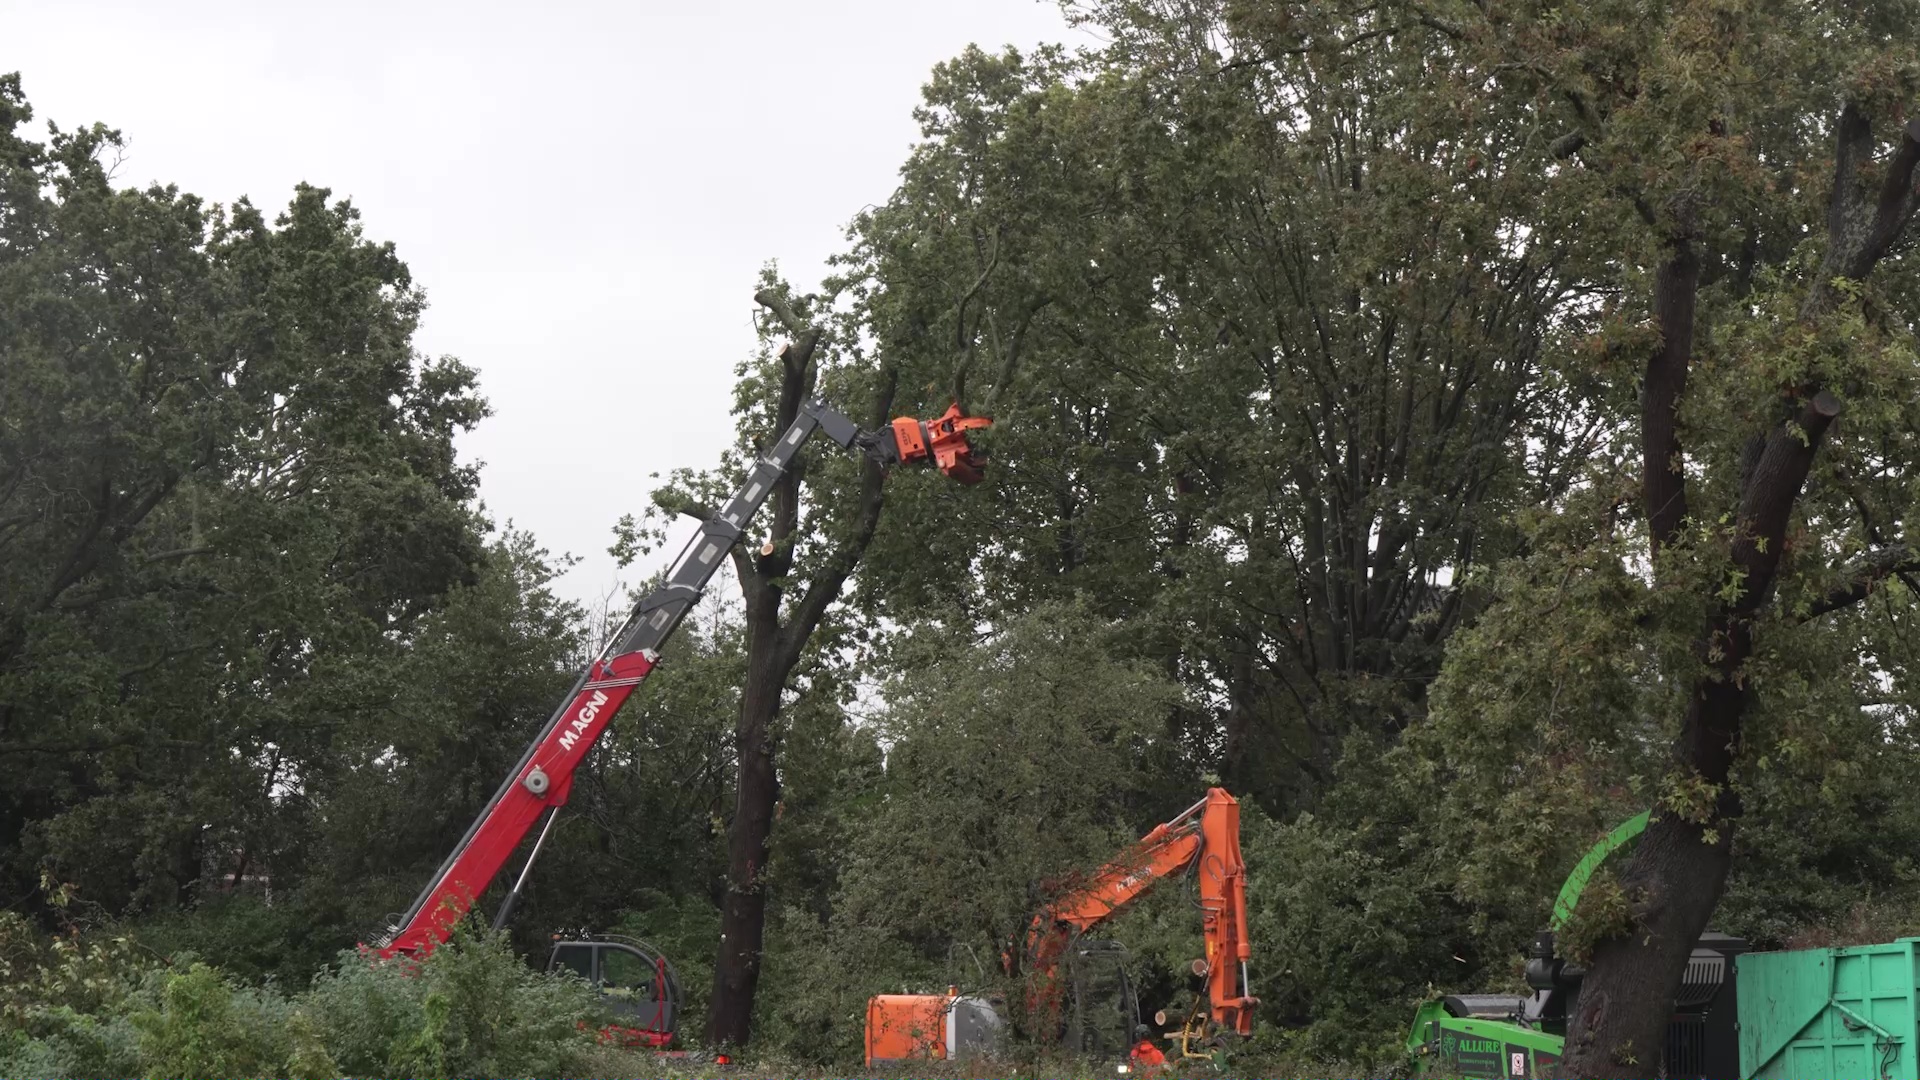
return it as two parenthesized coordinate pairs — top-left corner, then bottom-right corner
(5, 0), (1920, 1072)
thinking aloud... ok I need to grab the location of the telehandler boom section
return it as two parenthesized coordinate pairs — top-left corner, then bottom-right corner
(374, 394), (989, 962)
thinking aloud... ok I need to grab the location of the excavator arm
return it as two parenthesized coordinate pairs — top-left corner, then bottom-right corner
(376, 394), (989, 958)
(1023, 789), (1257, 1043)
(865, 789), (1256, 1068)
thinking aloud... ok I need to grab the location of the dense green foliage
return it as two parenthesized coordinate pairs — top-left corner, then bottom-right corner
(6, 0), (1920, 1072)
(0, 912), (614, 1080)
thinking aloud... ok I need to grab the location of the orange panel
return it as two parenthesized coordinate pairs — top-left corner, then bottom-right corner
(891, 416), (928, 461)
(865, 994), (949, 1068)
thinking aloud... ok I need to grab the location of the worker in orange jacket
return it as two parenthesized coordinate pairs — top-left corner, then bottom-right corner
(1129, 1024), (1169, 1073)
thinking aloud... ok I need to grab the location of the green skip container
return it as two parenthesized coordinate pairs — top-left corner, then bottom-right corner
(1740, 938), (1920, 1080)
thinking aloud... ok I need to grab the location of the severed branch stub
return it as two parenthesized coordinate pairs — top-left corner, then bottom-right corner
(754, 288), (822, 382)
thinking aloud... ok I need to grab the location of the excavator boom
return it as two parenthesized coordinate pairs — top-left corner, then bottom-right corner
(1024, 788), (1256, 1039)
(377, 394), (989, 959)
(866, 789), (1256, 1068)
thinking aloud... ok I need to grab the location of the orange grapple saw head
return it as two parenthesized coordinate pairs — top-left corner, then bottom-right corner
(889, 403), (993, 484)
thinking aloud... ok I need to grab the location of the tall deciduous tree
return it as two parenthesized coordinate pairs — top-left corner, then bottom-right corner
(624, 275), (968, 1046)
(1447, 4), (1920, 1071)
(848, 30), (1594, 811)
(0, 73), (514, 935)
(1161, 0), (1919, 1071)
(1053, 0), (1920, 1069)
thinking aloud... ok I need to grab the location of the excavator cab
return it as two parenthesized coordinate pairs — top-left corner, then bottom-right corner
(547, 935), (681, 1048)
(1064, 939), (1144, 1060)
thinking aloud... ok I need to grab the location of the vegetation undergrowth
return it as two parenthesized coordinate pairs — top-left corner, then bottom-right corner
(0, 912), (622, 1080)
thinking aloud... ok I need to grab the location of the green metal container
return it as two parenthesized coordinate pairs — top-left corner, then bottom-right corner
(1739, 938), (1919, 1080)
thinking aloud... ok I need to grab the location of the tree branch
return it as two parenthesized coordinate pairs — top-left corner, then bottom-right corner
(652, 490), (758, 607)
(949, 228), (1003, 414)
(1643, 241), (1699, 558)
(142, 545), (213, 564)
(1827, 103), (1875, 260)
(776, 364), (899, 669)
(1799, 544), (1920, 622)
(1550, 131), (1588, 159)
(752, 290), (826, 579)
(1855, 117), (1920, 276)
(984, 294), (1051, 416)
(1821, 107), (1920, 285)
(652, 490), (717, 524)
(1731, 390), (1844, 617)
(753, 288), (809, 338)
(754, 288), (822, 386)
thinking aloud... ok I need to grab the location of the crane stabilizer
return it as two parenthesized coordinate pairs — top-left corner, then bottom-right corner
(375, 397), (989, 960)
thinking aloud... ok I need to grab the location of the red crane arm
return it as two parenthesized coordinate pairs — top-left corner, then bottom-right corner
(376, 649), (656, 957)
(375, 396), (989, 959)
(1023, 788), (1257, 1038)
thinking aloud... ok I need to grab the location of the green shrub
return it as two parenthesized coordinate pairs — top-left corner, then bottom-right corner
(299, 951), (420, 1077)
(0, 911), (157, 1022)
(128, 961), (335, 1080)
(284, 1011), (341, 1080)
(304, 927), (603, 1079)
(0, 1003), (143, 1080)
(0, 912), (153, 1079)
(1, 913), (610, 1079)
(129, 893), (352, 988)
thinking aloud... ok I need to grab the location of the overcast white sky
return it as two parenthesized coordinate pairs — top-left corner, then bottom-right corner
(7, 0), (1078, 606)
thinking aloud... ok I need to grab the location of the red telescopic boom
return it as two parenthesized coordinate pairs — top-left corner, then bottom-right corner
(375, 396), (988, 958)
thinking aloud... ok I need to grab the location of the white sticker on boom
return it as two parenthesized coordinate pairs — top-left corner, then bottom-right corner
(744, 482), (764, 502)
(786, 428), (804, 444)
(698, 542), (720, 564)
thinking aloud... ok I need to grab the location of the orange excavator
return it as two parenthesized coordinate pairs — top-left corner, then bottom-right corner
(865, 788), (1257, 1068)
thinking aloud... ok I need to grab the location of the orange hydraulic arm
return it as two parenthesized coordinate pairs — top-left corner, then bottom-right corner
(1022, 788), (1257, 1042)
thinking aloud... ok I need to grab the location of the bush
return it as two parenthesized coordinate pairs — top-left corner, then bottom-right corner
(130, 962), (336, 1080)
(128, 893), (353, 988)
(0, 1004), (144, 1080)
(304, 927), (605, 1079)
(0, 911), (153, 1079)
(0, 914), (611, 1080)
